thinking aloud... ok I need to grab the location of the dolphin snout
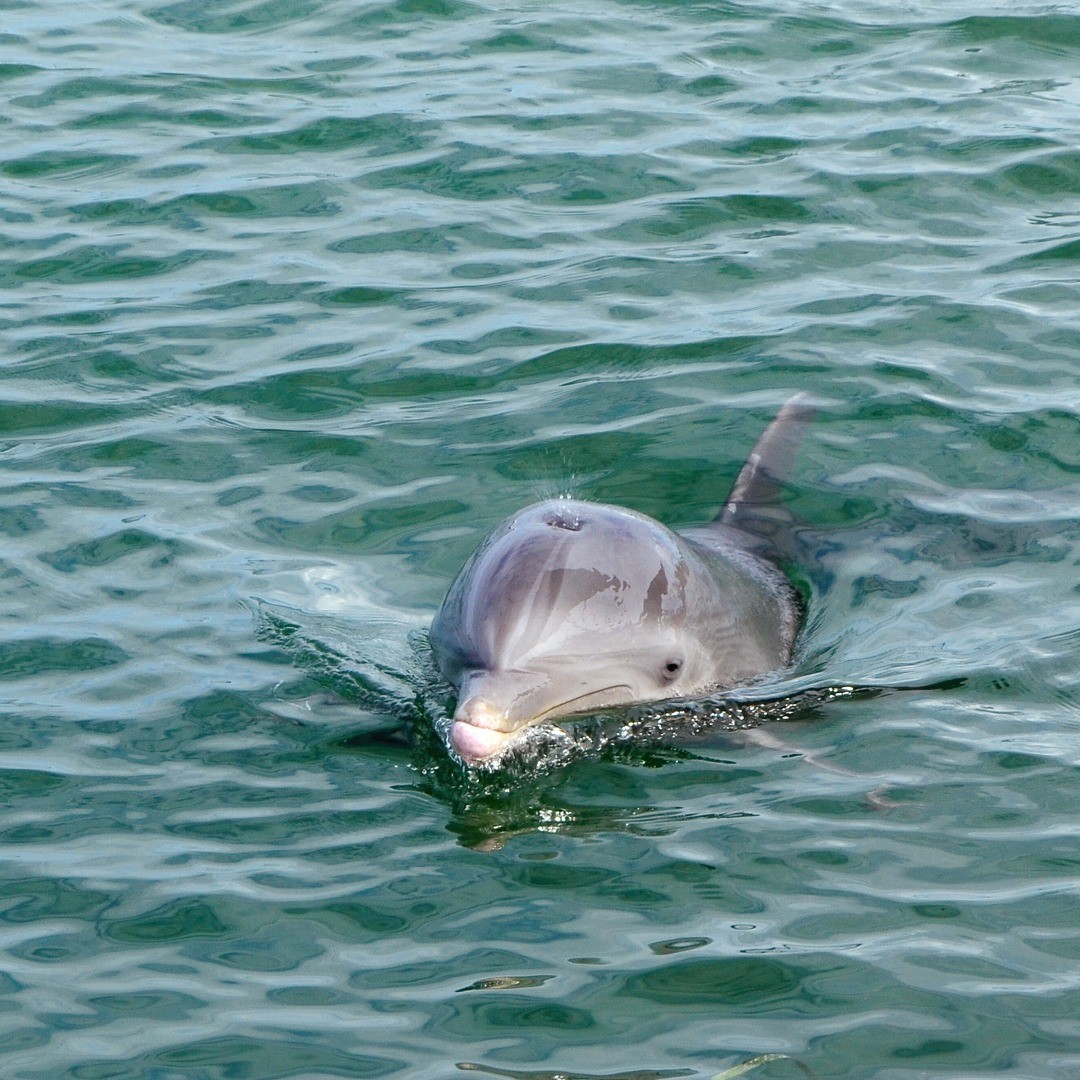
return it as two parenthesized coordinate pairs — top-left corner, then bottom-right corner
(454, 694), (510, 730)
(447, 669), (644, 763)
(449, 694), (515, 762)
(450, 719), (508, 761)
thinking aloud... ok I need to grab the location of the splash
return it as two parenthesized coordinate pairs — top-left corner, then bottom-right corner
(255, 601), (878, 785)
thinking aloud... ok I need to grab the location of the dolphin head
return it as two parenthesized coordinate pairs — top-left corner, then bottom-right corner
(428, 401), (813, 766)
(430, 499), (731, 763)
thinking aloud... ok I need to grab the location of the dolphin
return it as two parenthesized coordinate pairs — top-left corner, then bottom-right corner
(429, 397), (815, 764)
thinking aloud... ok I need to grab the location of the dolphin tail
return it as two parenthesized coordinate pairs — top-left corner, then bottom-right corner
(715, 393), (817, 557)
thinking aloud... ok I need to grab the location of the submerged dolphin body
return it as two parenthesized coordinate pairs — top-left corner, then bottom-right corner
(430, 398), (814, 764)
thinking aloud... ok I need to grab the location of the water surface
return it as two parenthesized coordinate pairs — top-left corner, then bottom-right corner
(3, 1), (1080, 1077)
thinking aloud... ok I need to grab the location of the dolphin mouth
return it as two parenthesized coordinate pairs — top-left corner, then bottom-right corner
(450, 684), (634, 764)
(530, 684), (635, 723)
(450, 719), (514, 762)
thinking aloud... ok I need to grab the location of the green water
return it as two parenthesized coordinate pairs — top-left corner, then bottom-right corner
(3, 1), (1080, 1077)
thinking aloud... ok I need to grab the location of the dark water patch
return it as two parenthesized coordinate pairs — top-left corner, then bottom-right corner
(303, 53), (378, 75)
(752, 92), (885, 119)
(11, 340), (190, 389)
(329, 221), (545, 256)
(0, 64), (41, 81)
(570, 62), (700, 98)
(716, 135), (804, 160)
(985, 151), (1080, 201)
(68, 104), (260, 131)
(39, 528), (192, 573)
(7, 76), (297, 131)
(446, 998), (603, 1045)
(0, 1029), (49, 1057)
(204, 363), (511, 420)
(484, 431), (656, 488)
(193, 277), (326, 310)
(1005, 236), (1080, 266)
(83, 989), (204, 1023)
(3, 812), (132, 850)
(9, 930), (103, 967)
(949, 14), (1080, 50)
(0, 504), (45, 537)
(205, 113), (433, 156)
(618, 956), (802, 1009)
(365, 147), (692, 205)
(301, 900), (410, 937)
(791, 292), (901, 319)
(172, 799), (389, 846)
(11, 73), (211, 109)
(147, 0), (323, 33)
(0, 878), (114, 925)
(266, 984), (354, 1006)
(476, 29), (589, 56)
(159, 183), (342, 219)
(2, 245), (214, 286)
(175, 72), (334, 97)
(286, 483), (355, 504)
(210, 930), (325, 973)
(72, 1036), (404, 1079)
(0, 767), (68, 802)
(2, 151), (135, 180)
(102, 899), (230, 945)
(493, 109), (662, 140)
(508, 337), (768, 381)
(79, 434), (240, 483)
(0, 637), (128, 680)
(332, 0), (485, 31)
(206, 369), (370, 420)
(683, 73), (738, 97)
(422, 324), (568, 358)
(63, 196), (192, 228)
(150, 689), (286, 756)
(930, 134), (1061, 166)
(39, 483), (138, 512)
(510, 863), (617, 892)
(318, 285), (406, 306)
(619, 193), (815, 244)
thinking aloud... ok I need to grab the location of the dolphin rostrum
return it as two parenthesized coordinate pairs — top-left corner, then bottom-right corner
(429, 397), (815, 764)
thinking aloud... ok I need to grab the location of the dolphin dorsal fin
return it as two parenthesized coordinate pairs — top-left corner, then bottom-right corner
(716, 394), (816, 554)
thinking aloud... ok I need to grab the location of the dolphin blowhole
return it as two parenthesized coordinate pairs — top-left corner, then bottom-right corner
(544, 509), (583, 531)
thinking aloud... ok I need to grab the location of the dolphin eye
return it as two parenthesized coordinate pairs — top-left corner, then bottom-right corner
(662, 659), (683, 679)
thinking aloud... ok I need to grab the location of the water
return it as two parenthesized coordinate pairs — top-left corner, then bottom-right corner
(3, 1), (1080, 1077)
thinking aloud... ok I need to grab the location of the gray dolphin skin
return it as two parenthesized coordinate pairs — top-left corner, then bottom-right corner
(429, 397), (814, 764)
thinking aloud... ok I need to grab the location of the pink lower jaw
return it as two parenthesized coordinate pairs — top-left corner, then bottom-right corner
(450, 720), (508, 762)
